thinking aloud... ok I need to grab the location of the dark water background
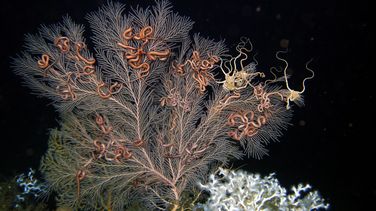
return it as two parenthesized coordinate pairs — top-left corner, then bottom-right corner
(0, 0), (372, 210)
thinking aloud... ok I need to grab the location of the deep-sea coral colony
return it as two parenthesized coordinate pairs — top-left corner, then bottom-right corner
(13, 1), (315, 210)
(14, 168), (46, 208)
(198, 168), (329, 210)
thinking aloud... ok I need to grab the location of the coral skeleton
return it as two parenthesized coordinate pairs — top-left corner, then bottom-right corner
(198, 168), (329, 211)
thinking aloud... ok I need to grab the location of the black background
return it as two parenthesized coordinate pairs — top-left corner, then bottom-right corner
(0, 0), (372, 210)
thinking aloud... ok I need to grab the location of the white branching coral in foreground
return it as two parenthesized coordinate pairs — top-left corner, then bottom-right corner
(198, 168), (329, 211)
